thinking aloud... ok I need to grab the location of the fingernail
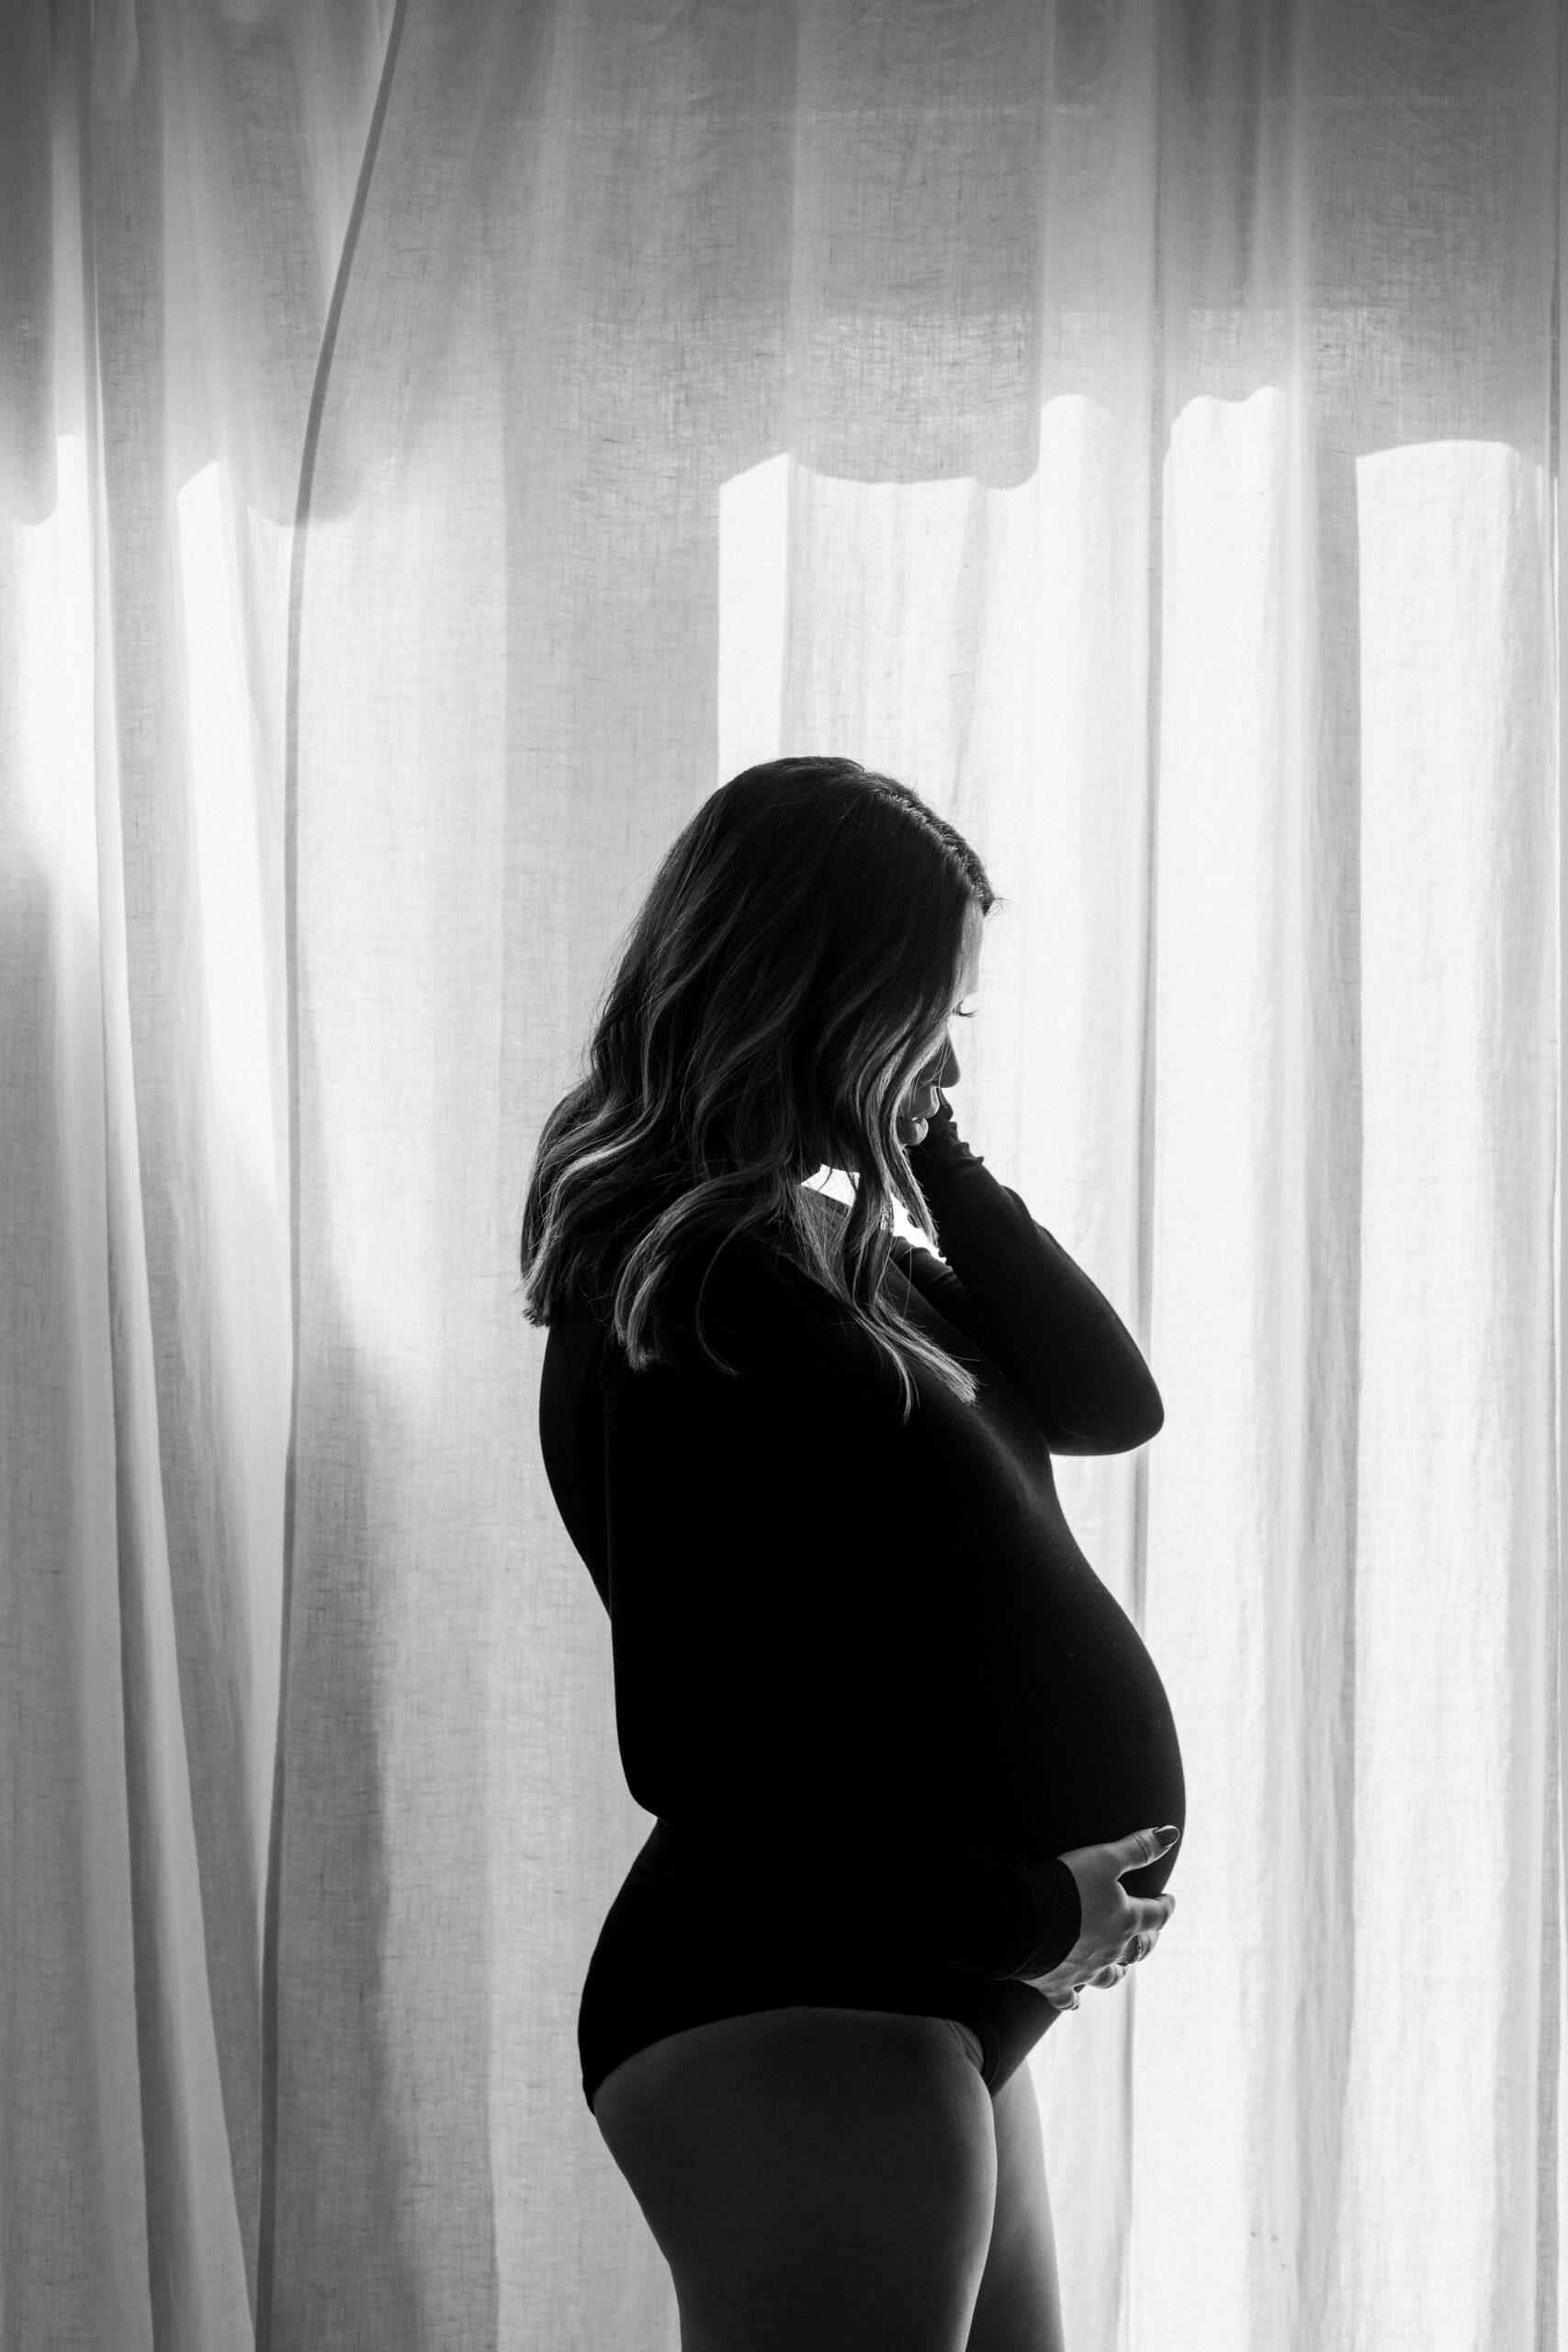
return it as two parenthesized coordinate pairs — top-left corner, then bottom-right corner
(1158, 1825), (1179, 1842)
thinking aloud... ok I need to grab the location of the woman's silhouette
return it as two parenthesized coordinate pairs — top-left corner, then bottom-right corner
(524, 757), (1183, 2350)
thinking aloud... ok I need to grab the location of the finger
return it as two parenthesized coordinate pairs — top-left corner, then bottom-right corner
(1116, 1824), (1181, 1875)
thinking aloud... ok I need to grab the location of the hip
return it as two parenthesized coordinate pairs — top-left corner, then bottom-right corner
(577, 1826), (1055, 2110)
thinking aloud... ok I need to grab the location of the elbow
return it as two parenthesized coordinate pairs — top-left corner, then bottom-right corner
(1042, 1363), (1164, 1455)
(1130, 1381), (1164, 1446)
(1095, 1374), (1164, 1454)
(1049, 1379), (1163, 1455)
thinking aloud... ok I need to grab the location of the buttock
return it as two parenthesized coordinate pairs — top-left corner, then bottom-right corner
(941, 2017), (985, 2073)
(590, 2006), (989, 2126)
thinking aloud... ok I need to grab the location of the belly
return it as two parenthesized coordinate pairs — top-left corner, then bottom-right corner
(911, 1543), (1186, 1905)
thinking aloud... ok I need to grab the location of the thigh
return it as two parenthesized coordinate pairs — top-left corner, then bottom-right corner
(592, 2006), (998, 2352)
(963, 2062), (1065, 2352)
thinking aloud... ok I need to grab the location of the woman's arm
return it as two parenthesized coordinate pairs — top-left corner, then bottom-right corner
(899, 1096), (1163, 1454)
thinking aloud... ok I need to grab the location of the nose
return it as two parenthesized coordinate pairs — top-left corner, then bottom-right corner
(919, 1035), (960, 1103)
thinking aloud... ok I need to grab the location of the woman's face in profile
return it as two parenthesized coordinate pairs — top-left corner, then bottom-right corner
(897, 904), (985, 1148)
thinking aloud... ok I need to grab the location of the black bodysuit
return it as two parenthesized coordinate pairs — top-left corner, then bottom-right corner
(538, 1097), (1185, 2109)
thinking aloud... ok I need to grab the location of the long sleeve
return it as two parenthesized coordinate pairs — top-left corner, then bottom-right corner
(900, 1097), (1163, 1454)
(599, 1336), (1083, 1983)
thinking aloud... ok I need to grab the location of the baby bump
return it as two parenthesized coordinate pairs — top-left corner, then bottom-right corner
(937, 1568), (1186, 1905)
(1043, 1620), (1185, 1902)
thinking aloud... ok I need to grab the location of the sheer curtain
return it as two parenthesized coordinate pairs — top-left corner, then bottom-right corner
(3, 2), (1562, 2346)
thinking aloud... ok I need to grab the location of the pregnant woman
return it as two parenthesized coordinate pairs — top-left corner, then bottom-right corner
(525, 755), (1185, 2352)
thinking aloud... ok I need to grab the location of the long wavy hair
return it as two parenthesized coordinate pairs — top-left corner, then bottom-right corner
(519, 756), (1000, 1421)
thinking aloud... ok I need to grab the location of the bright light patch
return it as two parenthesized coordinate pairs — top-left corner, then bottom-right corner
(1344, 435), (1554, 2333)
(15, 437), (96, 926)
(716, 450), (789, 779)
(176, 460), (276, 1198)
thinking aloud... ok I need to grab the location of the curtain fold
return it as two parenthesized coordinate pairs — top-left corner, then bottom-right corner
(4, 6), (390, 2346)
(2, 3), (1562, 2347)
